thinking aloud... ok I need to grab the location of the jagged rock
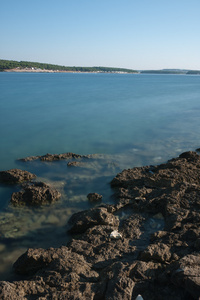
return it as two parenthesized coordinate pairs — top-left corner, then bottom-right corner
(40, 153), (83, 161)
(103, 262), (135, 300)
(68, 207), (119, 234)
(13, 247), (58, 275)
(1, 151), (200, 299)
(10, 182), (61, 206)
(0, 169), (36, 184)
(171, 253), (200, 299)
(19, 152), (93, 162)
(140, 242), (171, 263)
(8, 246), (99, 299)
(87, 192), (102, 202)
(129, 260), (163, 282)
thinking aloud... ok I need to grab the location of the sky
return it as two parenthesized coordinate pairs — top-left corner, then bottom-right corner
(1, 0), (200, 70)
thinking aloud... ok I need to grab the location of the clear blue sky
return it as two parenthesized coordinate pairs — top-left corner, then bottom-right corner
(1, 0), (200, 70)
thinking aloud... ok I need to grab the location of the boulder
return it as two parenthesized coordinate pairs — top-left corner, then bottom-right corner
(140, 242), (171, 263)
(68, 207), (119, 234)
(10, 182), (61, 206)
(87, 192), (102, 202)
(0, 169), (36, 184)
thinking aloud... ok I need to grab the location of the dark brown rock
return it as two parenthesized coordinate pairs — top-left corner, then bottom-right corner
(0, 169), (36, 184)
(10, 182), (61, 206)
(103, 262), (135, 300)
(13, 247), (57, 275)
(87, 192), (102, 202)
(171, 253), (200, 299)
(1, 151), (200, 299)
(128, 260), (164, 291)
(68, 207), (119, 234)
(140, 242), (172, 263)
(19, 152), (94, 162)
(40, 152), (83, 161)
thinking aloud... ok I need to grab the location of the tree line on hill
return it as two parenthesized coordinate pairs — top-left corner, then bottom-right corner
(1, 60), (200, 75)
(0, 60), (137, 73)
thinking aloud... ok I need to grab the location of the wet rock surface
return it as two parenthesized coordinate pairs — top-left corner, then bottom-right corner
(10, 182), (61, 206)
(67, 161), (85, 167)
(1, 151), (200, 299)
(0, 169), (36, 184)
(87, 192), (103, 202)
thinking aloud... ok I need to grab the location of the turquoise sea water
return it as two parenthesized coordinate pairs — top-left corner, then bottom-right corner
(1, 73), (200, 168)
(0, 72), (200, 279)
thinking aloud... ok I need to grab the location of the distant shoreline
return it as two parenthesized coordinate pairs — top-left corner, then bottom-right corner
(5, 68), (93, 73)
(4, 68), (200, 76)
(4, 68), (135, 74)
(1, 60), (200, 74)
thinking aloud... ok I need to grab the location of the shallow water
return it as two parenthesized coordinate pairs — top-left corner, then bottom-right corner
(0, 72), (200, 279)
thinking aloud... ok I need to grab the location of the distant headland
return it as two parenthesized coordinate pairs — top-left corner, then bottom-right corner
(1, 59), (200, 75)
(0, 59), (137, 74)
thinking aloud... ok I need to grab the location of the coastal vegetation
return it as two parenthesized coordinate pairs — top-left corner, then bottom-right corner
(0, 59), (137, 73)
(1, 59), (200, 74)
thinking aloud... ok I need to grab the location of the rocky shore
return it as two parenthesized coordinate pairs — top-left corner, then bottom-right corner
(0, 151), (200, 299)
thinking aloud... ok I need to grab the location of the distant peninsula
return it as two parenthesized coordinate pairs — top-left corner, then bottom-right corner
(1, 59), (200, 75)
(0, 59), (137, 74)
(140, 69), (200, 75)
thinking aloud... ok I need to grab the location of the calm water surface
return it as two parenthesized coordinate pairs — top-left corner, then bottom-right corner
(0, 72), (200, 279)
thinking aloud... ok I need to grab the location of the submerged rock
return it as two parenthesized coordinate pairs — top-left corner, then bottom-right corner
(0, 169), (36, 184)
(87, 192), (102, 202)
(67, 161), (85, 167)
(19, 152), (94, 162)
(10, 182), (61, 206)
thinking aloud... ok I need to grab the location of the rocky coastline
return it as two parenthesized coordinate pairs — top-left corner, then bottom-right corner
(0, 151), (200, 299)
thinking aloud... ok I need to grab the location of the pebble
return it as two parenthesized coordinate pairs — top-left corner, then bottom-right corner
(110, 230), (122, 239)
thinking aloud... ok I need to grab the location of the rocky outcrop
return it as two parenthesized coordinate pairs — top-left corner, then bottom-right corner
(19, 152), (95, 162)
(10, 182), (61, 206)
(0, 169), (36, 184)
(1, 151), (200, 299)
(68, 207), (119, 234)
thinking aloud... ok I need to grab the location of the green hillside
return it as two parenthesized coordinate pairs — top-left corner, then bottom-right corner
(0, 59), (138, 73)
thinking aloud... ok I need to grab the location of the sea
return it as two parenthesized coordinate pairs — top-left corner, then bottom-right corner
(0, 72), (200, 279)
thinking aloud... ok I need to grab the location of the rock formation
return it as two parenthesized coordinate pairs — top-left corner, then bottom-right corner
(0, 151), (200, 299)
(11, 182), (61, 206)
(0, 169), (36, 184)
(19, 152), (95, 162)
